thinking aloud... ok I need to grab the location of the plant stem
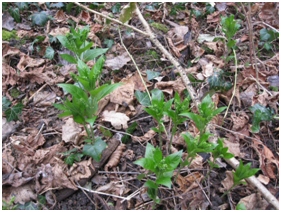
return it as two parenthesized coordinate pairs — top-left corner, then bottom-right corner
(224, 48), (238, 119)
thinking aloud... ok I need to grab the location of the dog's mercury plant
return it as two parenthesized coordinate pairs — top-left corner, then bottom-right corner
(54, 26), (121, 162)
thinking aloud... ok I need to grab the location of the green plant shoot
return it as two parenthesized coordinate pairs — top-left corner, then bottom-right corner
(134, 143), (182, 204)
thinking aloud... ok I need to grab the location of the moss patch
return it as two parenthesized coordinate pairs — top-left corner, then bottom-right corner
(150, 22), (169, 33)
(2, 30), (18, 41)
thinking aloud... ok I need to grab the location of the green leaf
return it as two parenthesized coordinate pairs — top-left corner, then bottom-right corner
(212, 138), (234, 160)
(135, 90), (151, 106)
(64, 153), (83, 165)
(236, 203), (247, 210)
(151, 89), (164, 102)
(2, 96), (11, 111)
(144, 180), (158, 189)
(249, 104), (274, 133)
(44, 46), (55, 59)
(99, 126), (112, 138)
(17, 201), (38, 210)
(156, 176), (172, 188)
(58, 84), (88, 101)
(57, 35), (74, 51)
(31, 11), (49, 26)
(233, 161), (259, 186)
(153, 147), (163, 163)
(121, 122), (137, 143)
(180, 112), (206, 133)
(8, 8), (21, 23)
(259, 28), (278, 42)
(134, 158), (156, 172)
(111, 3), (121, 13)
(119, 2), (136, 23)
(16, 2), (28, 10)
(50, 2), (64, 8)
(144, 143), (156, 159)
(83, 137), (107, 161)
(90, 83), (122, 101)
(103, 39), (114, 49)
(5, 103), (23, 122)
(221, 14), (240, 41)
(60, 53), (77, 64)
(81, 48), (108, 62)
(164, 150), (183, 171)
(146, 70), (160, 81)
(208, 71), (232, 91)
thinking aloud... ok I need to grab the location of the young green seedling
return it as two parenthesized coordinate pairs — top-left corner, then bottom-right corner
(223, 160), (259, 197)
(180, 94), (226, 135)
(54, 26), (122, 162)
(135, 89), (173, 148)
(134, 143), (182, 204)
(56, 25), (108, 63)
(165, 92), (190, 153)
(221, 14), (241, 50)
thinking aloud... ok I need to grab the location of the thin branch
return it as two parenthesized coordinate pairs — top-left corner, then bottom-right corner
(74, 2), (149, 37)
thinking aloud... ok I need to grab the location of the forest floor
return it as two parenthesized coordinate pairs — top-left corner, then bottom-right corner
(2, 2), (279, 210)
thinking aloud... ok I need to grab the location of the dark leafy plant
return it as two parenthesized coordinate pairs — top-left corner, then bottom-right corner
(249, 104), (275, 133)
(2, 96), (23, 122)
(259, 28), (279, 51)
(2, 196), (18, 210)
(134, 143), (182, 204)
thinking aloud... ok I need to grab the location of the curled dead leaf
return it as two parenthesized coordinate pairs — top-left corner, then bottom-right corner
(105, 144), (126, 171)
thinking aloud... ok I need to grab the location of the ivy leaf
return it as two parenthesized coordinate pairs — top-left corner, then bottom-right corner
(119, 2), (136, 23)
(15, 2), (28, 10)
(135, 90), (151, 106)
(5, 103), (24, 122)
(31, 11), (49, 26)
(64, 153), (83, 165)
(146, 70), (160, 81)
(82, 137), (107, 161)
(2, 96), (11, 111)
(111, 3), (121, 14)
(208, 71), (232, 91)
(8, 8), (21, 23)
(44, 46), (55, 59)
(249, 104), (274, 133)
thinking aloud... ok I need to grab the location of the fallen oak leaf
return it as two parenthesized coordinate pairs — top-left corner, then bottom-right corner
(102, 110), (130, 130)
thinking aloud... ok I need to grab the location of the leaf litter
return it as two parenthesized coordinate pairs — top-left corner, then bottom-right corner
(2, 2), (279, 210)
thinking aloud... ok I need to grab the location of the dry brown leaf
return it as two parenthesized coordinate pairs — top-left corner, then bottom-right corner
(105, 144), (126, 171)
(2, 172), (34, 187)
(109, 74), (136, 106)
(78, 11), (91, 23)
(207, 11), (221, 23)
(176, 171), (203, 192)
(33, 90), (56, 106)
(105, 51), (131, 70)
(2, 147), (16, 174)
(238, 193), (269, 210)
(252, 139), (279, 179)
(68, 158), (95, 183)
(155, 78), (186, 96)
(123, 149), (135, 161)
(17, 54), (45, 72)
(102, 110), (130, 129)
(240, 83), (257, 107)
(230, 112), (249, 131)
(220, 170), (234, 192)
(2, 62), (19, 86)
(36, 160), (77, 194)
(2, 183), (37, 204)
(223, 136), (242, 157)
(259, 3), (279, 28)
(257, 174), (270, 185)
(49, 27), (70, 37)
(62, 118), (82, 144)
(54, 9), (67, 22)
(132, 129), (156, 143)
